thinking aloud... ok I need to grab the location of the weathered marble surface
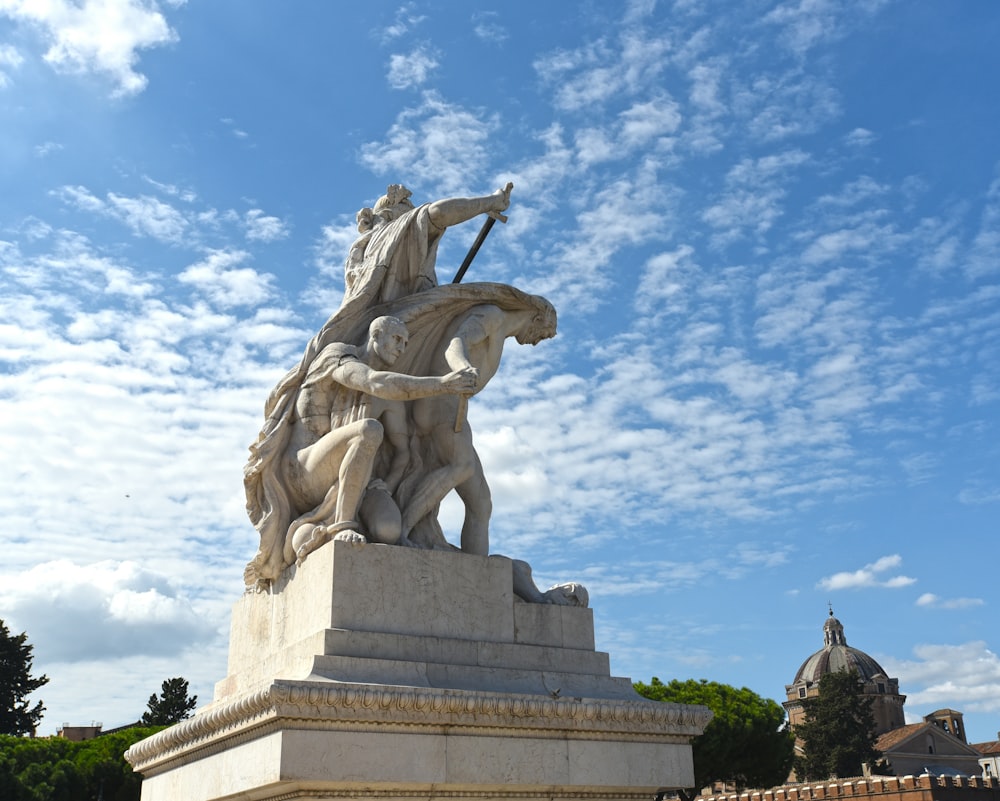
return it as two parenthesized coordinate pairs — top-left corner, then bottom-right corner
(217, 541), (623, 703)
(127, 542), (712, 801)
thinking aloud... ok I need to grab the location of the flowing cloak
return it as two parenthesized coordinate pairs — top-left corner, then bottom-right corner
(243, 282), (555, 589)
(341, 203), (443, 308)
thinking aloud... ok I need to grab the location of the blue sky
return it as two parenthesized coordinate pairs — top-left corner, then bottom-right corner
(1, 0), (999, 744)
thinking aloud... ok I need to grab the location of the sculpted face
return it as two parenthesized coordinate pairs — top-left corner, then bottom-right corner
(371, 318), (409, 365)
(515, 304), (557, 345)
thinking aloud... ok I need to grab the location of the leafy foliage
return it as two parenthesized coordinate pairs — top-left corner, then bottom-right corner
(0, 725), (161, 800)
(793, 669), (882, 780)
(635, 677), (795, 800)
(141, 677), (197, 726)
(0, 620), (49, 736)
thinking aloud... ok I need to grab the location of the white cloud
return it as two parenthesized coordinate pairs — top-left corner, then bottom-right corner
(0, 0), (178, 96)
(884, 642), (1000, 715)
(845, 127), (877, 147)
(244, 209), (290, 242)
(179, 249), (275, 308)
(387, 46), (439, 90)
(52, 185), (189, 243)
(0, 42), (24, 87)
(916, 593), (985, 610)
(359, 92), (498, 193)
(817, 554), (917, 591)
(379, 2), (425, 42)
(0, 560), (214, 662)
(107, 192), (188, 242)
(472, 11), (507, 44)
(619, 96), (682, 147)
(762, 0), (885, 57)
(702, 150), (809, 246)
(34, 141), (63, 157)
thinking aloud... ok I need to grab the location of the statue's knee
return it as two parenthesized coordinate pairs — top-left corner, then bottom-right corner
(358, 418), (384, 448)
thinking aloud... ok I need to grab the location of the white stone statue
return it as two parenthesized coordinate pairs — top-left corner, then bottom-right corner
(243, 182), (587, 608)
(343, 182), (512, 307)
(281, 316), (477, 563)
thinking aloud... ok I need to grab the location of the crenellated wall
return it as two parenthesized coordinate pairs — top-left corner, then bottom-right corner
(700, 775), (1000, 801)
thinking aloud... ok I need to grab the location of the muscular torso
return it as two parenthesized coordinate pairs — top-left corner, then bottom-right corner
(292, 348), (395, 445)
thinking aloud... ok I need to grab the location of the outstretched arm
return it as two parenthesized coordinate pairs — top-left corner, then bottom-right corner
(332, 360), (477, 401)
(426, 183), (513, 231)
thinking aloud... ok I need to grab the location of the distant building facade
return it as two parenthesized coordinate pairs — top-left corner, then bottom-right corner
(783, 610), (907, 737)
(971, 735), (1000, 780)
(876, 719), (982, 778)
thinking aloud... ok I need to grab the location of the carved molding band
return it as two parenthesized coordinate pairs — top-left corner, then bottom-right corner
(126, 680), (712, 769)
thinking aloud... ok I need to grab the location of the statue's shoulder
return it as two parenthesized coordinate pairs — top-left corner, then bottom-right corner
(323, 341), (361, 362)
(312, 341), (363, 373)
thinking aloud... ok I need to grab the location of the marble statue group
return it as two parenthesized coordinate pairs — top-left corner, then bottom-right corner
(243, 181), (587, 607)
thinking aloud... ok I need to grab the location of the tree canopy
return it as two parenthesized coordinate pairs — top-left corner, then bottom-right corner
(141, 677), (197, 726)
(635, 677), (795, 800)
(0, 620), (49, 737)
(793, 668), (883, 780)
(0, 725), (159, 801)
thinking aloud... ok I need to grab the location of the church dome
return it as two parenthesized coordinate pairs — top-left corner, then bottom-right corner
(792, 610), (890, 685)
(784, 609), (907, 737)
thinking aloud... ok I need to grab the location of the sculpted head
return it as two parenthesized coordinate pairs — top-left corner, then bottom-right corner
(515, 297), (557, 345)
(356, 207), (374, 233)
(369, 316), (409, 365)
(543, 582), (589, 608)
(373, 183), (415, 222)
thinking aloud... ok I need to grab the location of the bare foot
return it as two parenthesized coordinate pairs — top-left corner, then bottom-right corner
(332, 529), (367, 544)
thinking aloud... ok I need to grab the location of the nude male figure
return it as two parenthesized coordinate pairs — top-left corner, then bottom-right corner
(283, 316), (477, 566)
(400, 298), (557, 555)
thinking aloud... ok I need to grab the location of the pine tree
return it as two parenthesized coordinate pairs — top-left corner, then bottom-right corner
(793, 668), (882, 780)
(141, 677), (197, 726)
(0, 620), (49, 736)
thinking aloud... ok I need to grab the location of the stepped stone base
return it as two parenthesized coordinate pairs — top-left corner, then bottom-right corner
(127, 541), (710, 801)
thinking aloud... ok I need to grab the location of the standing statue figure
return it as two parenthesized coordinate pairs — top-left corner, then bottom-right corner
(343, 182), (513, 308)
(398, 298), (558, 554)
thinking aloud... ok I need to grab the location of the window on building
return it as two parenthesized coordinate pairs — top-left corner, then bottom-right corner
(799, 687), (806, 698)
(877, 682), (885, 693)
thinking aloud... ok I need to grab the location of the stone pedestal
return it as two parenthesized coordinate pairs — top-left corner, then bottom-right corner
(127, 542), (710, 801)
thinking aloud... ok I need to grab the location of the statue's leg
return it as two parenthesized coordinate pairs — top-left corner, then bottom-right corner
(454, 449), (491, 556)
(292, 419), (384, 556)
(332, 418), (384, 526)
(399, 420), (476, 542)
(507, 557), (547, 604)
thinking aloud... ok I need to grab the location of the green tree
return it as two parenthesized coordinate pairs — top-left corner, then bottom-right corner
(635, 677), (795, 801)
(141, 677), (197, 726)
(793, 668), (882, 780)
(0, 725), (160, 800)
(0, 620), (49, 736)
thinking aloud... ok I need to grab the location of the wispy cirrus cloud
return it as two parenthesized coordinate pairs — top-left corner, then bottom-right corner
(916, 593), (985, 610)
